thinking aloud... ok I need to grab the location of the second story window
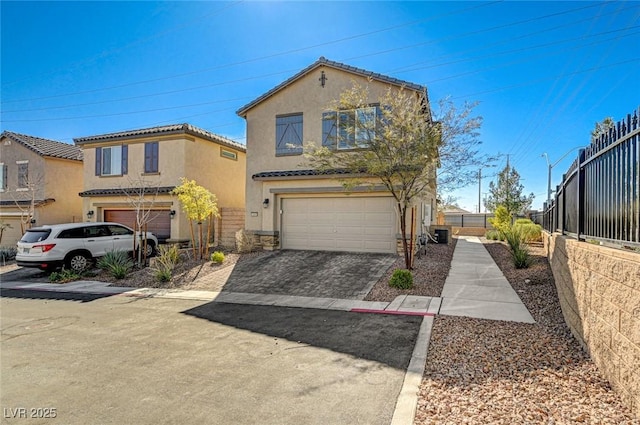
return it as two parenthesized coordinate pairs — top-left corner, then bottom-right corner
(17, 161), (28, 188)
(144, 142), (159, 173)
(323, 105), (380, 150)
(0, 163), (6, 191)
(276, 113), (303, 156)
(95, 145), (128, 176)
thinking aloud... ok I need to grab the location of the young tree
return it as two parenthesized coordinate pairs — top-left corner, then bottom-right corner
(306, 82), (441, 269)
(7, 170), (45, 234)
(120, 176), (162, 265)
(0, 220), (12, 246)
(484, 164), (534, 217)
(171, 178), (219, 260)
(591, 116), (614, 142)
(434, 97), (496, 196)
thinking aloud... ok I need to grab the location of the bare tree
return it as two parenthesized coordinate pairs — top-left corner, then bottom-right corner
(6, 170), (45, 234)
(119, 175), (161, 266)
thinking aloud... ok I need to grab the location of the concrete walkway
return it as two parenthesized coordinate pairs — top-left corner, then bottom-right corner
(439, 236), (535, 323)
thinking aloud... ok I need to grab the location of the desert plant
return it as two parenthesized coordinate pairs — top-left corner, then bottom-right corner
(211, 251), (225, 264)
(485, 230), (500, 240)
(152, 244), (181, 283)
(154, 268), (172, 282)
(49, 268), (81, 283)
(503, 226), (532, 268)
(97, 250), (134, 279)
(513, 219), (542, 242)
(0, 246), (17, 262)
(389, 269), (413, 289)
(488, 205), (512, 238)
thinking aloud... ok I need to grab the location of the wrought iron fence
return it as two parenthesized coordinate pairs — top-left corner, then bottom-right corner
(532, 107), (639, 246)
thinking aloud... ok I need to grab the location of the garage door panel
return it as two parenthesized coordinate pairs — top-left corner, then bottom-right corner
(282, 197), (396, 253)
(104, 210), (170, 240)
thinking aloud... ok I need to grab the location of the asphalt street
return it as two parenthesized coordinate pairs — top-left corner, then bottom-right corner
(1, 289), (421, 425)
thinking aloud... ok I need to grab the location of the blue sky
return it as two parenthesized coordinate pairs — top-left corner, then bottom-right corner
(2, 1), (639, 211)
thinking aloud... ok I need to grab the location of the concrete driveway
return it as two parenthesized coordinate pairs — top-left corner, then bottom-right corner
(1, 289), (421, 425)
(218, 250), (397, 299)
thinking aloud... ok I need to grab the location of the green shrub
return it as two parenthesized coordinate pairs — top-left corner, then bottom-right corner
(152, 244), (181, 283)
(97, 250), (133, 279)
(513, 222), (542, 242)
(503, 226), (532, 268)
(389, 269), (413, 289)
(154, 268), (172, 282)
(488, 206), (512, 238)
(0, 246), (17, 262)
(211, 251), (225, 264)
(49, 268), (80, 283)
(485, 230), (500, 240)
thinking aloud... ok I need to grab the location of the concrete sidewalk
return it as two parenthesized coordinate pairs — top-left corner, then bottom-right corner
(439, 236), (535, 323)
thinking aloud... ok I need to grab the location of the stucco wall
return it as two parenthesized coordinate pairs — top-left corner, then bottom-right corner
(545, 233), (640, 416)
(43, 157), (83, 224)
(80, 133), (245, 243)
(242, 64), (426, 233)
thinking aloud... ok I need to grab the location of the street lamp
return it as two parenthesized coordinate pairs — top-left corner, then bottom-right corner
(541, 146), (582, 203)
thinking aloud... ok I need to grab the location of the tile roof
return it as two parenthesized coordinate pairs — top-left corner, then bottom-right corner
(237, 56), (428, 116)
(0, 198), (55, 207)
(0, 131), (83, 161)
(252, 168), (365, 180)
(78, 186), (176, 197)
(74, 123), (246, 152)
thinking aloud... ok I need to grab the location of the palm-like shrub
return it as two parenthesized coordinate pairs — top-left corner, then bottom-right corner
(152, 244), (181, 283)
(97, 250), (134, 279)
(503, 226), (532, 269)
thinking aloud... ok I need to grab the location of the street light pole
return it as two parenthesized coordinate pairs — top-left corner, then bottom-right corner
(541, 146), (583, 204)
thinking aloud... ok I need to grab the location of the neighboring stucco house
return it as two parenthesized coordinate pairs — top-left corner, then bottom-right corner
(73, 124), (246, 247)
(236, 57), (438, 254)
(0, 131), (83, 246)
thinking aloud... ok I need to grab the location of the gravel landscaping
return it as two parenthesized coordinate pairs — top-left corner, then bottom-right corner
(415, 239), (638, 424)
(365, 238), (457, 302)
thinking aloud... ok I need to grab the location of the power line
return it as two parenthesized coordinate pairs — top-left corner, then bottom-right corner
(1, 1), (504, 104)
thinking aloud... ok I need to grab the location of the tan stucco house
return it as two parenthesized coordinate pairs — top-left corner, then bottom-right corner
(0, 131), (84, 246)
(236, 57), (438, 254)
(73, 124), (246, 247)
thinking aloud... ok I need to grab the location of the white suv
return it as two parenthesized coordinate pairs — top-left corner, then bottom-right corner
(16, 222), (158, 272)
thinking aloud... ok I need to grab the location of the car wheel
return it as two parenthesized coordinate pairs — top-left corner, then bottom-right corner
(66, 252), (91, 272)
(143, 240), (156, 257)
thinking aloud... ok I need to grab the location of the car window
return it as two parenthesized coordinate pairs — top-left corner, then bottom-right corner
(20, 229), (52, 243)
(58, 227), (87, 239)
(86, 226), (110, 237)
(108, 225), (133, 236)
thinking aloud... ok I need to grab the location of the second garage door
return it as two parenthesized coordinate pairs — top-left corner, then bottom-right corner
(281, 197), (397, 253)
(104, 210), (171, 241)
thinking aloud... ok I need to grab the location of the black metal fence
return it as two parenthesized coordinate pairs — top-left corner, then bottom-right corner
(531, 107), (639, 246)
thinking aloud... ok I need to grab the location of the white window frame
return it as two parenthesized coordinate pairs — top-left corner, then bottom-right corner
(0, 162), (5, 192)
(337, 106), (376, 150)
(101, 146), (122, 176)
(16, 160), (29, 189)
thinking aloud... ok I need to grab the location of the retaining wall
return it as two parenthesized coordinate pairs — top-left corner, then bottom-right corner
(545, 233), (640, 417)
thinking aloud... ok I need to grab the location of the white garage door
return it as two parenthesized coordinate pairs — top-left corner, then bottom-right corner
(281, 197), (397, 253)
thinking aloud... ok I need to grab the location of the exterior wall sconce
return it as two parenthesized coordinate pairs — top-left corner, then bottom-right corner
(170, 210), (176, 219)
(30, 219), (36, 224)
(263, 198), (269, 208)
(87, 210), (95, 218)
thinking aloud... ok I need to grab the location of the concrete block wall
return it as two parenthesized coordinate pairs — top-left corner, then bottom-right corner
(219, 208), (245, 250)
(545, 233), (640, 417)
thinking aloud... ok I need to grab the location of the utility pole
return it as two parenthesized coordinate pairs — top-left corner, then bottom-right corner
(477, 168), (481, 213)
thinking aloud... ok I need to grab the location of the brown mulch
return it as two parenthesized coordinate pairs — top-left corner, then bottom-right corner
(365, 238), (457, 301)
(415, 239), (638, 424)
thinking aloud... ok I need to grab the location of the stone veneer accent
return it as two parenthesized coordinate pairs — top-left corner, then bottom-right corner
(545, 233), (640, 417)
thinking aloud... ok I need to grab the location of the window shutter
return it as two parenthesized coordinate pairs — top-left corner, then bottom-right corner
(2, 164), (7, 189)
(322, 111), (337, 149)
(275, 114), (303, 155)
(145, 142), (159, 173)
(95, 147), (102, 176)
(121, 145), (128, 175)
